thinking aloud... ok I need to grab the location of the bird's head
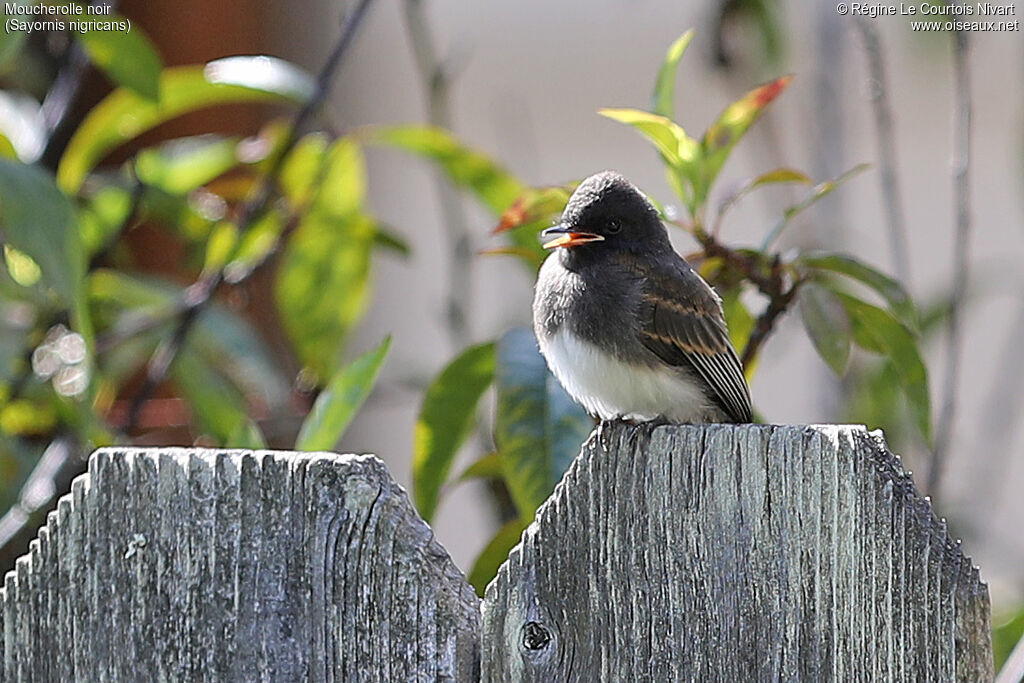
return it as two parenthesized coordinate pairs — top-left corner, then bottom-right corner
(542, 171), (671, 258)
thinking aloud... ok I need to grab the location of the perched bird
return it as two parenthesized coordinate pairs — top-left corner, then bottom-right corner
(532, 171), (752, 424)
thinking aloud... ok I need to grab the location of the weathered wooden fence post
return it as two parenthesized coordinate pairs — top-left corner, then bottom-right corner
(0, 424), (992, 681)
(480, 423), (992, 681)
(0, 450), (479, 681)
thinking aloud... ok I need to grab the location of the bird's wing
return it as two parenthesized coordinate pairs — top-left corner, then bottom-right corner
(636, 265), (753, 423)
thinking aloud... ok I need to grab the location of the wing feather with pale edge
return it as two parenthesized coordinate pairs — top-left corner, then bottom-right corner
(637, 267), (753, 423)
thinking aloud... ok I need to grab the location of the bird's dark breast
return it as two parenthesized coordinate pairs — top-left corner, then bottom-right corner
(534, 251), (649, 363)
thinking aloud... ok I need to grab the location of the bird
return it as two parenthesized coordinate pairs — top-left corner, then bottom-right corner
(532, 171), (752, 424)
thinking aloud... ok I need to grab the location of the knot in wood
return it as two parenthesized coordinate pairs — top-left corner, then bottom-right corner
(521, 621), (551, 651)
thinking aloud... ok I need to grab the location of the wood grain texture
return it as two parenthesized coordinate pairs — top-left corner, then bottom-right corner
(480, 423), (992, 682)
(0, 448), (480, 682)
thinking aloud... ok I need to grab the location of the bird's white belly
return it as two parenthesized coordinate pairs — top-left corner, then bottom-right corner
(540, 329), (714, 423)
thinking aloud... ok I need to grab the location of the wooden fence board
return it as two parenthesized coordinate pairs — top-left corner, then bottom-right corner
(480, 423), (992, 682)
(0, 449), (479, 682)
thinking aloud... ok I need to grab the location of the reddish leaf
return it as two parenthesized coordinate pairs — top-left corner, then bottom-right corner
(493, 184), (575, 234)
(697, 75), (794, 206)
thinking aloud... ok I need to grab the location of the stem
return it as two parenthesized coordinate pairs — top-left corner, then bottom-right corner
(39, 0), (122, 170)
(854, 17), (911, 286)
(928, 23), (971, 498)
(39, 46), (91, 171)
(402, 0), (472, 348)
(741, 276), (801, 368)
(692, 225), (775, 296)
(689, 224), (801, 369)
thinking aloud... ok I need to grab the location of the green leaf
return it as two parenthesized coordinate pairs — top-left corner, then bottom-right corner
(224, 207), (285, 283)
(75, 12), (163, 101)
(598, 108), (690, 166)
(993, 607), (1024, 672)
(203, 221), (238, 273)
(0, 160), (83, 307)
(413, 342), (496, 521)
(716, 167), (812, 223)
(58, 56), (315, 193)
(457, 451), (502, 482)
(226, 417), (268, 450)
(800, 252), (917, 331)
(135, 135), (240, 195)
(468, 518), (526, 597)
(315, 136), (365, 217)
(371, 125), (524, 214)
(700, 75), (792, 205)
(79, 184), (133, 255)
(720, 288), (756, 376)
(295, 336), (391, 451)
(372, 227), (411, 257)
(3, 245), (40, 286)
(495, 327), (592, 521)
(798, 283), (852, 375)
(89, 268), (171, 309)
(0, 399), (57, 435)
(599, 108), (701, 210)
(0, 134), (16, 159)
(843, 358), (911, 451)
(837, 293), (931, 443)
(171, 349), (249, 443)
(651, 30), (694, 119)
(760, 163), (869, 250)
(280, 132), (330, 207)
(275, 138), (373, 380)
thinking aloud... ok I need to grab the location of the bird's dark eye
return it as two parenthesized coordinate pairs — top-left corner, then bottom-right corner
(607, 218), (622, 234)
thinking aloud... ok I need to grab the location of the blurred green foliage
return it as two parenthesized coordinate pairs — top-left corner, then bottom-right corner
(994, 606), (1024, 672)
(0, 22), (391, 542)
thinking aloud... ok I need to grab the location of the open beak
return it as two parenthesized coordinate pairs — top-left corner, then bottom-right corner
(541, 224), (605, 249)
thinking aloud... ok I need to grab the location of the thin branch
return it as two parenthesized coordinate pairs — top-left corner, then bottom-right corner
(0, 435), (84, 574)
(402, 0), (472, 348)
(39, 0), (121, 170)
(741, 279), (801, 369)
(685, 223), (801, 368)
(39, 47), (91, 170)
(854, 17), (911, 286)
(690, 223), (777, 295)
(121, 0), (377, 433)
(928, 23), (972, 497)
